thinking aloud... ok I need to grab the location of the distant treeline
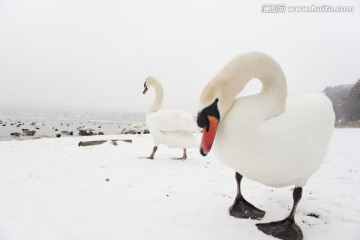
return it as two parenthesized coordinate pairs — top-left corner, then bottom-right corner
(323, 79), (360, 127)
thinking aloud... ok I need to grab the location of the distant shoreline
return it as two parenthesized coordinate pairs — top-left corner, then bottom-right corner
(0, 111), (146, 141)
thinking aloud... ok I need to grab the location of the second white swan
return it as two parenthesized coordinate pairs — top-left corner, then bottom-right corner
(143, 76), (198, 160)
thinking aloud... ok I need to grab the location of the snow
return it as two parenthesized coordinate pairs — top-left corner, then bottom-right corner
(0, 129), (359, 240)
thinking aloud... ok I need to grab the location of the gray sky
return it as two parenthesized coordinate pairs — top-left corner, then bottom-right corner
(0, 0), (359, 114)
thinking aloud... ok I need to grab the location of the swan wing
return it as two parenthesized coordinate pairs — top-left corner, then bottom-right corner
(214, 94), (334, 187)
(149, 110), (198, 133)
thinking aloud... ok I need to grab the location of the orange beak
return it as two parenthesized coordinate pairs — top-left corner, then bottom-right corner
(200, 116), (219, 156)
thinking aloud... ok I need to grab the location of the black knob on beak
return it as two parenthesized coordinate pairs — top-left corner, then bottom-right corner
(197, 112), (207, 128)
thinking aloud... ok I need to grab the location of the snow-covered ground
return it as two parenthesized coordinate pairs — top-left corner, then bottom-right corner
(0, 129), (359, 240)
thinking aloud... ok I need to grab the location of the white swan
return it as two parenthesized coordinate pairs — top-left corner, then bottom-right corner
(197, 52), (334, 240)
(143, 76), (198, 160)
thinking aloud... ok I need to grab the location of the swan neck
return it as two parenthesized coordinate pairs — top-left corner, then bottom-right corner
(258, 73), (287, 117)
(149, 82), (164, 112)
(219, 53), (287, 118)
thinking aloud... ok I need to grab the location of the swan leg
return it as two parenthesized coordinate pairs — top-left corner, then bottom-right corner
(229, 172), (265, 220)
(148, 146), (158, 160)
(182, 149), (187, 160)
(172, 149), (187, 160)
(256, 187), (303, 240)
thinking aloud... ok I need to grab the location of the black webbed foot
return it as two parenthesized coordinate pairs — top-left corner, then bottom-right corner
(229, 196), (265, 220)
(256, 218), (303, 240)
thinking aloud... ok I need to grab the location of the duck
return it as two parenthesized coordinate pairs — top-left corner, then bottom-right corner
(143, 76), (199, 160)
(197, 52), (335, 240)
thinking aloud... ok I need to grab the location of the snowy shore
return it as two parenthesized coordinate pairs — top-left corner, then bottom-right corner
(0, 112), (145, 141)
(0, 129), (359, 240)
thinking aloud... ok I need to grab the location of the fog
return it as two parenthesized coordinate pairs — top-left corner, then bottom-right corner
(0, 0), (359, 114)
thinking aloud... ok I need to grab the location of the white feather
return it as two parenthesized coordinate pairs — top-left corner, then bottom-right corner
(144, 76), (199, 149)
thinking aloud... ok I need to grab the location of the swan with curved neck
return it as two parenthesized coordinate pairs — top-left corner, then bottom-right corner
(143, 76), (198, 160)
(197, 52), (334, 240)
(143, 77), (164, 113)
